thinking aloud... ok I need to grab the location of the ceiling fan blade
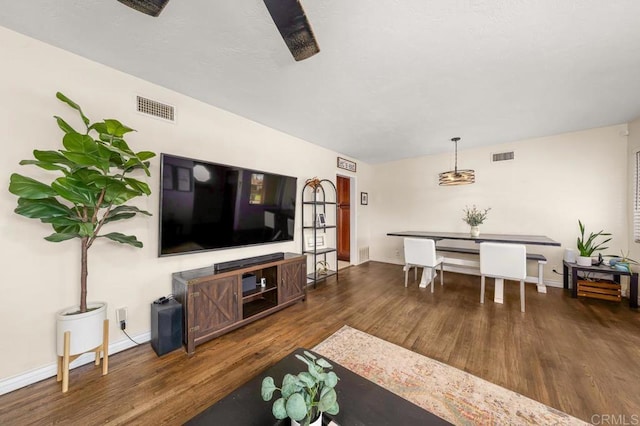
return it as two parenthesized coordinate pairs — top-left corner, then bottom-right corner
(117, 0), (170, 17)
(263, 0), (320, 61)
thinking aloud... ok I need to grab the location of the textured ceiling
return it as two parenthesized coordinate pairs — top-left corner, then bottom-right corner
(1, 1), (640, 163)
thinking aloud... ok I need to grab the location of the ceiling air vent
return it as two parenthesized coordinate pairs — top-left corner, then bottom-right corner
(492, 151), (515, 162)
(136, 95), (175, 123)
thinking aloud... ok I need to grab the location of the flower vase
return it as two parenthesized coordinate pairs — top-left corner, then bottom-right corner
(470, 226), (480, 238)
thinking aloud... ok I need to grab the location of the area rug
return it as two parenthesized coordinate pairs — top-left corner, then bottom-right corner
(313, 326), (587, 426)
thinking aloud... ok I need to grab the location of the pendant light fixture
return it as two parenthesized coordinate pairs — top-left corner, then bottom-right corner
(438, 137), (475, 186)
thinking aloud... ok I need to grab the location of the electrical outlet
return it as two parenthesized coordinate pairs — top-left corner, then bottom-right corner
(116, 307), (127, 330)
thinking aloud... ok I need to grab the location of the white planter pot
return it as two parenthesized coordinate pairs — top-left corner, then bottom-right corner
(576, 256), (592, 266)
(56, 302), (107, 356)
(470, 226), (480, 238)
(292, 414), (322, 426)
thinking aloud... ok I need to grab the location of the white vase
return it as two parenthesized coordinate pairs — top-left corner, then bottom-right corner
(291, 414), (322, 426)
(56, 302), (107, 356)
(576, 256), (592, 266)
(470, 226), (480, 237)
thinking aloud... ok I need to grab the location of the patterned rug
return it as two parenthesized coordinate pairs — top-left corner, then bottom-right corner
(313, 326), (587, 426)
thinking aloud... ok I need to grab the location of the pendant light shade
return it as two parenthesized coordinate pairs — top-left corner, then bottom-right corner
(438, 137), (475, 186)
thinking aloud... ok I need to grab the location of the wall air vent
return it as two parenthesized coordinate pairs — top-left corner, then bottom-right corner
(492, 151), (515, 162)
(136, 95), (175, 123)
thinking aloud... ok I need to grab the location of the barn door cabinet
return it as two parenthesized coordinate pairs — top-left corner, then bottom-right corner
(172, 253), (306, 354)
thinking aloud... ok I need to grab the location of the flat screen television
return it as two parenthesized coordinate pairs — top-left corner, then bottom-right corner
(159, 153), (297, 256)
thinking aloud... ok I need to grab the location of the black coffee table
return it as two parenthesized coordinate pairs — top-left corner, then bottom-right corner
(186, 348), (451, 425)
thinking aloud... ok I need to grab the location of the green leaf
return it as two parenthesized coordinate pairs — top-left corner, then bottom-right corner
(104, 119), (135, 137)
(51, 177), (97, 205)
(56, 92), (90, 126)
(136, 151), (156, 161)
(261, 377), (276, 401)
(307, 363), (321, 380)
(303, 351), (317, 360)
(324, 371), (339, 388)
(272, 398), (287, 420)
(124, 177), (151, 196)
(104, 183), (141, 205)
(14, 197), (74, 220)
(54, 116), (77, 134)
(297, 372), (315, 388)
(110, 205), (152, 216)
(18, 160), (69, 172)
(89, 122), (107, 134)
(285, 393), (307, 421)
(9, 174), (57, 199)
(33, 150), (75, 166)
(295, 354), (314, 368)
(281, 373), (301, 398)
(102, 212), (136, 223)
(317, 387), (337, 412)
(100, 232), (143, 248)
(78, 222), (95, 237)
(62, 132), (101, 158)
(315, 358), (332, 369)
(44, 232), (79, 242)
(324, 401), (339, 416)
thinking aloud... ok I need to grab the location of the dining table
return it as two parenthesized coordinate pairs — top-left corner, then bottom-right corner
(387, 231), (561, 304)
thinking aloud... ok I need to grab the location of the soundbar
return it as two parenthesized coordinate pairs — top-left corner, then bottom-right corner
(214, 252), (285, 273)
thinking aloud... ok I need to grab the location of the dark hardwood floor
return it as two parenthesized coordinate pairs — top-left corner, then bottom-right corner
(1, 261), (639, 425)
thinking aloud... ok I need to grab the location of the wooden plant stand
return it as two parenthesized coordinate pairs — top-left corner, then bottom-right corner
(56, 319), (109, 393)
(577, 280), (621, 302)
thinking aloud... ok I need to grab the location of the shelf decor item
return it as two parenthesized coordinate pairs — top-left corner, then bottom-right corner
(261, 350), (340, 426)
(8, 92), (155, 392)
(462, 205), (490, 237)
(316, 260), (330, 275)
(576, 220), (611, 266)
(337, 157), (356, 172)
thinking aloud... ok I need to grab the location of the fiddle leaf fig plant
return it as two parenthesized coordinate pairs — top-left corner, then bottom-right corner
(261, 351), (340, 425)
(8, 92), (155, 313)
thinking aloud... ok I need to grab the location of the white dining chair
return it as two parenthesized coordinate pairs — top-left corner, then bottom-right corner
(480, 242), (527, 312)
(403, 238), (444, 292)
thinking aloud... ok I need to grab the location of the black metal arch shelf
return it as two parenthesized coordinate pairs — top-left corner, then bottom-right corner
(301, 178), (338, 287)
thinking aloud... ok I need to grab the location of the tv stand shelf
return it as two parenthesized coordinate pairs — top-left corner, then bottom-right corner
(172, 252), (306, 354)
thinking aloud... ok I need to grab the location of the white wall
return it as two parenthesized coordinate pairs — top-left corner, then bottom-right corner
(0, 26), (373, 384)
(628, 117), (640, 277)
(370, 126), (630, 284)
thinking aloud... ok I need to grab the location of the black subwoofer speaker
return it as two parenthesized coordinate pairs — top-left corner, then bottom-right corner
(151, 299), (183, 356)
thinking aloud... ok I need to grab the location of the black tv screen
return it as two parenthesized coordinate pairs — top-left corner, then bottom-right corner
(159, 154), (297, 256)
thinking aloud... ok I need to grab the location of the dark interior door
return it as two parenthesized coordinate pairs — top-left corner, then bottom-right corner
(337, 176), (350, 262)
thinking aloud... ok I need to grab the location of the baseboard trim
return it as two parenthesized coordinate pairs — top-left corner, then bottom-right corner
(0, 330), (151, 396)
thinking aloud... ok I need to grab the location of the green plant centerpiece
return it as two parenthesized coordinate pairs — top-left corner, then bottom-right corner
(462, 205), (491, 226)
(462, 205), (490, 237)
(261, 351), (340, 425)
(8, 92), (155, 313)
(576, 220), (611, 260)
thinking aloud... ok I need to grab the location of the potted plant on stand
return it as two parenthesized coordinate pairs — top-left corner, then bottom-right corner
(462, 205), (491, 237)
(8, 92), (155, 392)
(261, 351), (340, 426)
(576, 220), (611, 266)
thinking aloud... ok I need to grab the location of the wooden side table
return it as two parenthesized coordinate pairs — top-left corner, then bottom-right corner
(563, 261), (638, 309)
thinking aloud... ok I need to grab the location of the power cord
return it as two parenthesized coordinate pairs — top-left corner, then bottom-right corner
(122, 328), (143, 346)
